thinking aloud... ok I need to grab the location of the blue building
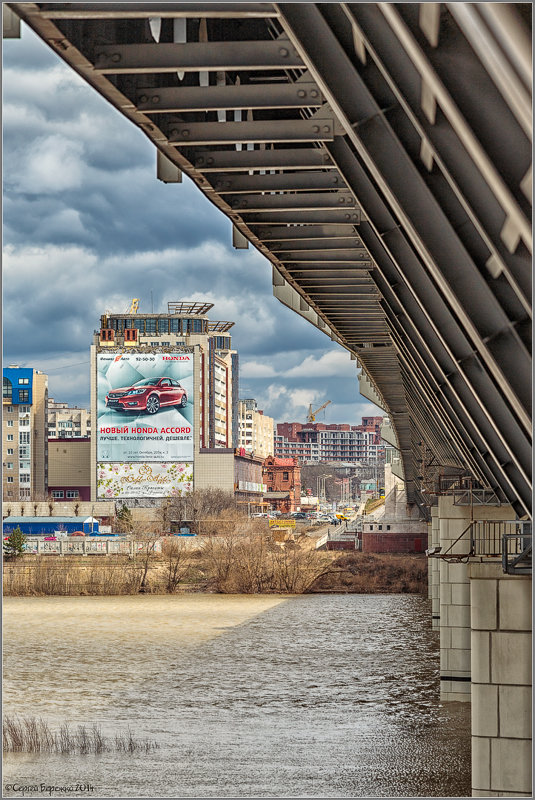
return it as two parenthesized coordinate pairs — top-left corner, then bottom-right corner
(2, 516), (99, 536)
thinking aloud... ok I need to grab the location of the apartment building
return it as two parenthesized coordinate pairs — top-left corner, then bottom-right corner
(238, 399), (274, 459)
(48, 398), (91, 439)
(2, 366), (48, 501)
(274, 418), (385, 463)
(90, 301), (239, 502)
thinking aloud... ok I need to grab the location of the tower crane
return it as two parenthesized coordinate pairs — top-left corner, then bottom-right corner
(126, 298), (139, 314)
(307, 400), (331, 423)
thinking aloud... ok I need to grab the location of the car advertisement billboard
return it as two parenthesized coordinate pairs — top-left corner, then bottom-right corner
(97, 462), (193, 499)
(97, 352), (194, 463)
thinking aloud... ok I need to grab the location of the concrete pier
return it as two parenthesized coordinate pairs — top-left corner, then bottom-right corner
(470, 563), (532, 797)
(429, 506), (440, 630)
(438, 498), (514, 702)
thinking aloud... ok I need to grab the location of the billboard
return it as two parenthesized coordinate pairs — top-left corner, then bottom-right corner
(97, 352), (194, 462)
(97, 462), (193, 499)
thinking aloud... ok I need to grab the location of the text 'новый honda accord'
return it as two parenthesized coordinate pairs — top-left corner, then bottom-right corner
(106, 378), (187, 415)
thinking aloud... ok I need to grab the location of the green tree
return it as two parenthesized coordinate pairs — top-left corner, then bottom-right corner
(116, 504), (133, 533)
(3, 526), (27, 560)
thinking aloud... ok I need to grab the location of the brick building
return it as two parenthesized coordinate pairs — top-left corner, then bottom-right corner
(263, 456), (301, 513)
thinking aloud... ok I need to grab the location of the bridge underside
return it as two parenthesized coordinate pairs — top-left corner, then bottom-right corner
(9, 2), (532, 517)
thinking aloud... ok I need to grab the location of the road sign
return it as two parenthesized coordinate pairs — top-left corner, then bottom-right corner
(269, 519), (296, 528)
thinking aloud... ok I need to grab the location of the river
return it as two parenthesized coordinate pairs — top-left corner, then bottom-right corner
(3, 594), (470, 798)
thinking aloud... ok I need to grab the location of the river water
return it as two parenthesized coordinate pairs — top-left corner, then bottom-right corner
(3, 594), (470, 798)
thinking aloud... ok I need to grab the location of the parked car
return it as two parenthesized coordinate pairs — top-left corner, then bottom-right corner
(290, 512), (307, 519)
(106, 377), (187, 415)
(69, 531), (86, 537)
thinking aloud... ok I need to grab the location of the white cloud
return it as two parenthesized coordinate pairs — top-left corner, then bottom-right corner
(240, 362), (276, 378)
(283, 349), (356, 378)
(17, 134), (85, 194)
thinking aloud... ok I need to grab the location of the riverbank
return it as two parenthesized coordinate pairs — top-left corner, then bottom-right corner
(3, 539), (427, 596)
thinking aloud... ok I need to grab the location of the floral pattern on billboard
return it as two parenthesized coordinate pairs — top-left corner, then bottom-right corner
(97, 462), (193, 499)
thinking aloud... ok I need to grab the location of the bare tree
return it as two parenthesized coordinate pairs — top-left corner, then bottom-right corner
(162, 537), (192, 593)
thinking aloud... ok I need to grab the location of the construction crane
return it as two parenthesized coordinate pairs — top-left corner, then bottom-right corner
(307, 400), (331, 423)
(126, 298), (139, 314)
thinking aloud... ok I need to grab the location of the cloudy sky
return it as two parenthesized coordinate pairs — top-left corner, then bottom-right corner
(3, 24), (382, 426)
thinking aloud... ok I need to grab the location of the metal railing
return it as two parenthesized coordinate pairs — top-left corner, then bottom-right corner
(427, 520), (532, 574)
(502, 530), (532, 575)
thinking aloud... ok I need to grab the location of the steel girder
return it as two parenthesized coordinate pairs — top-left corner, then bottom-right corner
(9, 2), (532, 517)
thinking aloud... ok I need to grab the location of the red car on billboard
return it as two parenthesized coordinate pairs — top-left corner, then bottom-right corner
(106, 377), (188, 415)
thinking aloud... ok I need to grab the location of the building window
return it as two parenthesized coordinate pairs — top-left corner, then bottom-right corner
(7, 435), (13, 442)
(378, 525), (382, 530)
(6, 448), (13, 455)
(6, 462), (13, 469)
(170, 319), (181, 333)
(158, 319), (169, 333)
(20, 489), (31, 498)
(19, 433), (30, 444)
(6, 420), (13, 427)
(19, 390), (29, 402)
(18, 378), (29, 385)
(5, 405), (13, 413)
(133, 319), (145, 331)
(160, 342), (170, 347)
(52, 490), (64, 498)
(20, 474), (30, 484)
(3, 377), (12, 400)
(386, 525), (391, 531)
(145, 318), (157, 333)
(283, 471), (289, 481)
(66, 490), (79, 499)
(6, 477), (13, 483)
(19, 406), (30, 413)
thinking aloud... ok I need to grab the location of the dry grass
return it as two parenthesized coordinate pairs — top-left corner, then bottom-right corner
(3, 557), (142, 596)
(307, 552), (428, 594)
(2, 716), (158, 755)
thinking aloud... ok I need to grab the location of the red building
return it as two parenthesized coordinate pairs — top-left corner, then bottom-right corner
(263, 456), (301, 513)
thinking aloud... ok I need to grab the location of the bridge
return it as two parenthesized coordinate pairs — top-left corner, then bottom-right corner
(4, 3), (531, 796)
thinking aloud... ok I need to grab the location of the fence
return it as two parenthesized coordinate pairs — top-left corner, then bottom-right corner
(21, 538), (162, 556)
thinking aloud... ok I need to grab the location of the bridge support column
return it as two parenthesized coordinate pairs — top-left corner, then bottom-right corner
(438, 497), (472, 701)
(470, 563), (532, 797)
(430, 506), (440, 630)
(438, 499), (514, 701)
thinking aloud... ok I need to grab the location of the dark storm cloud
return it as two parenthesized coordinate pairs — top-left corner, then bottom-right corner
(3, 23), (382, 425)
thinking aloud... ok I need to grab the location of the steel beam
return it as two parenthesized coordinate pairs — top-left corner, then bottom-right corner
(209, 171), (344, 193)
(136, 81), (322, 113)
(225, 191), (353, 211)
(39, 4), (279, 19)
(277, 3), (530, 431)
(269, 237), (362, 250)
(255, 224), (358, 241)
(167, 118), (333, 145)
(241, 209), (361, 224)
(192, 147), (334, 172)
(94, 40), (304, 74)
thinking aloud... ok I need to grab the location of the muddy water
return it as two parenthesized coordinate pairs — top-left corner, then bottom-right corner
(3, 594), (470, 797)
